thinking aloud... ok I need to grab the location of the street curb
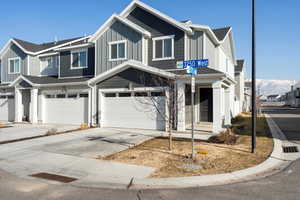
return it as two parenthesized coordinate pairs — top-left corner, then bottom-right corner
(71, 114), (293, 189)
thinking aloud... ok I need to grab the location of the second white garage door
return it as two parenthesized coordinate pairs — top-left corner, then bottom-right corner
(44, 93), (89, 125)
(0, 96), (15, 122)
(102, 91), (166, 130)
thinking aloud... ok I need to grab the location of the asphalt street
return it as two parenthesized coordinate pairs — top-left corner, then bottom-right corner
(0, 107), (299, 200)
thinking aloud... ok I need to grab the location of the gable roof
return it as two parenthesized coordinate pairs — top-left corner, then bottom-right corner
(0, 36), (91, 57)
(89, 14), (151, 42)
(170, 67), (223, 76)
(120, 0), (193, 34)
(88, 60), (176, 85)
(212, 27), (232, 41)
(235, 59), (245, 73)
(10, 75), (90, 87)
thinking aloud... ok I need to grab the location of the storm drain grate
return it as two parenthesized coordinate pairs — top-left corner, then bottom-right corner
(282, 146), (299, 153)
(30, 173), (77, 183)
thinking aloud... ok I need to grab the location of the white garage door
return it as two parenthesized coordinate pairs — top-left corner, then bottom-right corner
(44, 93), (88, 125)
(102, 91), (166, 130)
(0, 96), (15, 122)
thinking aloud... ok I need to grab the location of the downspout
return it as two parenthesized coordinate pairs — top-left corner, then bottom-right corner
(87, 82), (93, 127)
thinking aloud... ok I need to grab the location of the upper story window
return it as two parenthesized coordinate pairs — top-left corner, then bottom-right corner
(71, 49), (88, 69)
(8, 57), (21, 74)
(40, 56), (58, 69)
(152, 35), (174, 61)
(109, 40), (127, 61)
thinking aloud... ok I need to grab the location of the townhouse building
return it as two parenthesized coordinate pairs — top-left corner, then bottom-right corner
(286, 83), (300, 107)
(0, 0), (246, 133)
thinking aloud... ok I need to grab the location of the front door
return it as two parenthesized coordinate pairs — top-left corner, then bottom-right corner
(21, 89), (31, 121)
(200, 88), (213, 122)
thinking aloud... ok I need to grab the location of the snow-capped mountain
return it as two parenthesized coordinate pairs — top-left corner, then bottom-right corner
(255, 79), (296, 96)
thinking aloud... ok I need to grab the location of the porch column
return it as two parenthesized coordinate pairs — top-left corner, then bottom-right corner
(224, 87), (231, 126)
(165, 87), (170, 132)
(15, 88), (22, 122)
(212, 81), (222, 134)
(91, 85), (98, 126)
(88, 88), (92, 126)
(30, 88), (38, 123)
(177, 80), (185, 131)
(98, 90), (105, 127)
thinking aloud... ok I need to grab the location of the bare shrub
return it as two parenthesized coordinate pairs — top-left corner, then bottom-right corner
(46, 128), (58, 136)
(208, 129), (239, 145)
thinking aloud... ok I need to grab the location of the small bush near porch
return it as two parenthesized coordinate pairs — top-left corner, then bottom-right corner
(102, 113), (273, 178)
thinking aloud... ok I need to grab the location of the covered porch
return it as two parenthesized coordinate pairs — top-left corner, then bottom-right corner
(176, 73), (235, 134)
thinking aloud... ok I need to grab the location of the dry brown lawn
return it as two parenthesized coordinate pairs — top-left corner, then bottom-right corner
(103, 113), (273, 178)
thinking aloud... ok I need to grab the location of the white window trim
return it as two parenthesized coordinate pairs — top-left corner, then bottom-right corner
(71, 49), (88, 70)
(8, 57), (21, 74)
(152, 35), (175, 61)
(108, 40), (128, 62)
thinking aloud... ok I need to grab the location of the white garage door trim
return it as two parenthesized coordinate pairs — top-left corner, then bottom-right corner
(44, 93), (89, 125)
(0, 95), (15, 122)
(101, 89), (166, 130)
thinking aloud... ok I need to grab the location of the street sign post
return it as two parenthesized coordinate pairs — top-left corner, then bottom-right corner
(183, 59), (209, 160)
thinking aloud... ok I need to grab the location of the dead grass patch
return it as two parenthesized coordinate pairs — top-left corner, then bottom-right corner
(103, 113), (273, 178)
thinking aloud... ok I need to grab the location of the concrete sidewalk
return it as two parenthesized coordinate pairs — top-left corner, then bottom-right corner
(0, 124), (79, 143)
(0, 117), (297, 189)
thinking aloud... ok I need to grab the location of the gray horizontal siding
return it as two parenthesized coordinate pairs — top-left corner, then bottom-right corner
(1, 43), (28, 83)
(188, 31), (204, 60)
(59, 47), (95, 78)
(98, 68), (167, 89)
(96, 21), (143, 75)
(127, 7), (184, 70)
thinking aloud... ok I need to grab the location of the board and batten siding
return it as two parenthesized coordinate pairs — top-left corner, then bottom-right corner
(221, 35), (234, 62)
(205, 34), (217, 68)
(28, 55), (40, 76)
(188, 31), (204, 60)
(95, 21), (143, 75)
(1, 43), (28, 83)
(127, 7), (184, 70)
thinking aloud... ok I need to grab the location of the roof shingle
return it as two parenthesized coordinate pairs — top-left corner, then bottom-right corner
(212, 27), (231, 41)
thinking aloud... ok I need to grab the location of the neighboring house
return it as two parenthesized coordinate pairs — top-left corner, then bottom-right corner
(234, 59), (245, 115)
(244, 80), (252, 112)
(286, 83), (300, 107)
(0, 0), (244, 134)
(267, 94), (280, 102)
(259, 95), (267, 102)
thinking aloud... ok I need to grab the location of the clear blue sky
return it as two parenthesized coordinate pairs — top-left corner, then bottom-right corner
(0, 0), (299, 81)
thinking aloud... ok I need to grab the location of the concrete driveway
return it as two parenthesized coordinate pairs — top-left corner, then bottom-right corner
(0, 124), (79, 143)
(0, 128), (163, 186)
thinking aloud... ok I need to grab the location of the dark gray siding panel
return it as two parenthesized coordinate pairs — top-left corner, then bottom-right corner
(127, 7), (184, 70)
(96, 21), (143, 75)
(1, 43), (28, 83)
(59, 47), (95, 78)
(98, 68), (168, 89)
